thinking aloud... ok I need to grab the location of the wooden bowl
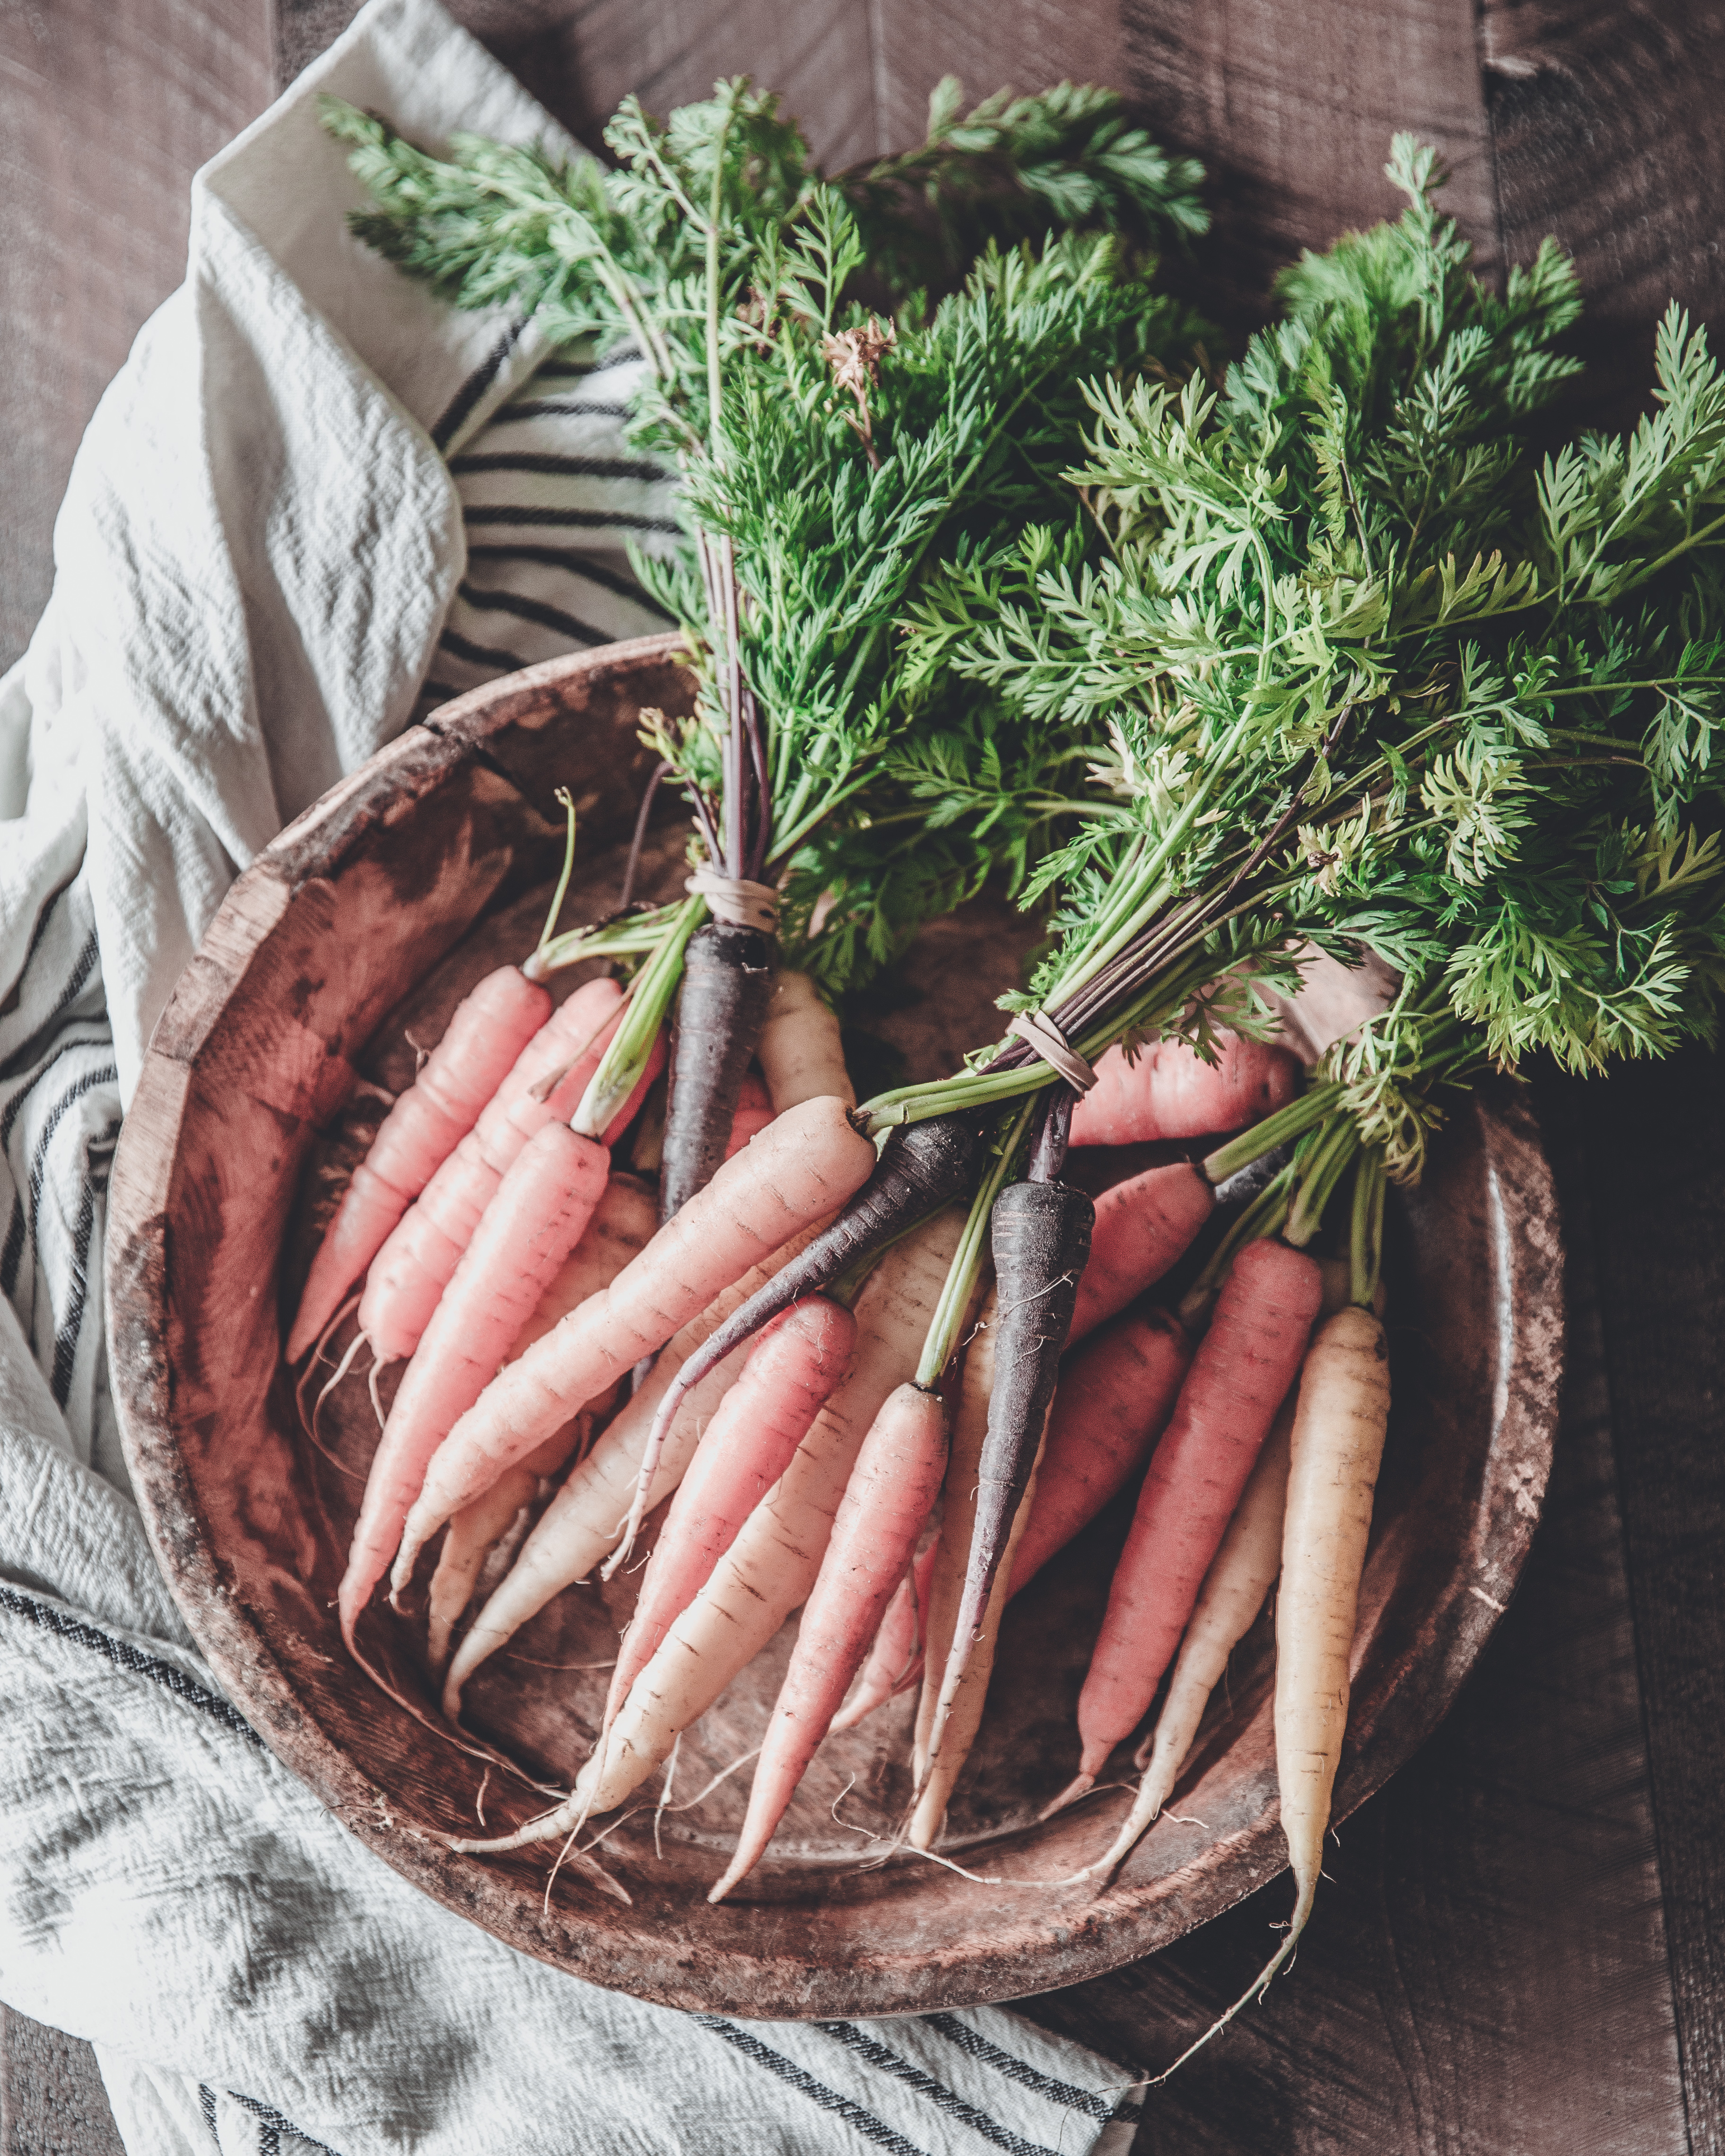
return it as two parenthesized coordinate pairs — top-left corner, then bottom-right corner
(107, 634), (1563, 2019)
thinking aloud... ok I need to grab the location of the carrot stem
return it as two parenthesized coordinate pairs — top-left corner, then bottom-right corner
(573, 897), (704, 1137)
(914, 1099), (1033, 1389)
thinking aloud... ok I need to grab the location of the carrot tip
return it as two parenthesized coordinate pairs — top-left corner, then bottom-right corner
(707, 1867), (743, 1904)
(1038, 1771), (1094, 1822)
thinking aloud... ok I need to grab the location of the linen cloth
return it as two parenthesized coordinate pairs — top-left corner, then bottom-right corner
(0, 2), (1144, 2149)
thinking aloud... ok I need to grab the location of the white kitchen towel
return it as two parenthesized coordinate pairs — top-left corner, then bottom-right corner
(0, 2), (1145, 2150)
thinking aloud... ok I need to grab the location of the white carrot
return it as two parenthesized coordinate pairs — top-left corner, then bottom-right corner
(755, 972), (854, 1113)
(450, 1202), (966, 1850)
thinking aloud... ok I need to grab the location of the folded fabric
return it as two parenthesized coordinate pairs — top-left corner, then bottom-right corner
(0, 2), (1144, 2148)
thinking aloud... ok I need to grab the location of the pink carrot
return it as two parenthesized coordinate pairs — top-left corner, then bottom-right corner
(1069, 1163), (1214, 1343)
(602, 1295), (855, 1725)
(1071, 1034), (1300, 1147)
(1007, 1305), (1193, 1598)
(828, 1533), (940, 1733)
(1070, 1238), (1322, 1784)
(287, 965), (550, 1361)
(356, 980), (636, 1364)
(725, 1070), (775, 1159)
(341, 1119), (613, 1640)
(710, 1381), (949, 1899)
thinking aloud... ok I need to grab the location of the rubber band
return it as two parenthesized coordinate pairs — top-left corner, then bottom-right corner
(686, 868), (780, 933)
(1007, 1010), (1097, 1093)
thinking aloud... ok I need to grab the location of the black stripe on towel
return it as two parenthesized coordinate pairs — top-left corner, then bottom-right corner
(49, 1131), (117, 1405)
(491, 400), (635, 423)
(463, 506), (682, 536)
(430, 317), (531, 452)
(818, 2023), (1064, 2156)
(456, 583), (609, 648)
(465, 545), (670, 614)
(199, 2085), (220, 2146)
(533, 347), (642, 379)
(0, 930), (100, 1083)
(228, 2090), (341, 2156)
(449, 450), (666, 483)
(1, 1060), (119, 1300)
(694, 2018), (930, 2156)
(0, 1586), (263, 1749)
(437, 626), (532, 675)
(923, 2013), (1137, 2124)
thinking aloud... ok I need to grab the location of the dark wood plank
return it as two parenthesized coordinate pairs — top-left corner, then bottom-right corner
(1580, 1048), (1725, 2156)
(1021, 1074), (1689, 2156)
(0, 2008), (122, 2156)
(0, 0), (273, 673)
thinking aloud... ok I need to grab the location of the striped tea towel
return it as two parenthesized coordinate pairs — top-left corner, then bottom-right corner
(0, 2), (1146, 2150)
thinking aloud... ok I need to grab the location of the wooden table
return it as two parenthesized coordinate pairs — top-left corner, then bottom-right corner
(3, 4), (1722, 2150)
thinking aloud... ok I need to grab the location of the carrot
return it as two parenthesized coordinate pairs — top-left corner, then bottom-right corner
(423, 1173), (656, 1668)
(711, 1380), (949, 1897)
(452, 1202), (966, 1845)
(1068, 1238), (1322, 1788)
(1071, 1034), (1301, 1147)
(920, 1095), (1093, 1786)
(1272, 1304), (1390, 1963)
(1006, 1305), (1193, 1599)
(630, 1111), (985, 1544)
(287, 964), (550, 1361)
(396, 1094), (875, 1608)
(828, 1530), (940, 1734)
(755, 971), (854, 1113)
(1060, 1400), (1294, 1866)
(725, 1069), (775, 1158)
(1068, 1162), (1214, 1344)
(659, 922), (777, 1222)
(340, 1119), (612, 1642)
(356, 977), (626, 1364)
(601, 1296), (856, 1727)
(440, 1216), (835, 1719)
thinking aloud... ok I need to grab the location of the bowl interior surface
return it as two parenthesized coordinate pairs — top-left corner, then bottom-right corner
(108, 638), (1563, 2018)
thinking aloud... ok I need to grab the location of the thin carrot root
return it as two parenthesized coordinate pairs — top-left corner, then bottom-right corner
(710, 1379), (949, 1899)
(828, 1531), (939, 1734)
(426, 1466), (538, 1671)
(1037, 1771), (1094, 1823)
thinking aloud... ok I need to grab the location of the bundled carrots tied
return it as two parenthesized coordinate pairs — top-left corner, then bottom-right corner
(279, 84), (1725, 2078)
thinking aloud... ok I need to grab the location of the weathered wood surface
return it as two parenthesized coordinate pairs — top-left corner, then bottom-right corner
(105, 636), (1556, 2021)
(7, 0), (1725, 2145)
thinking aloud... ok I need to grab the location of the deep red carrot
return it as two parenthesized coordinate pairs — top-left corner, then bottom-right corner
(1005, 1305), (1193, 1597)
(1071, 1034), (1301, 1147)
(356, 978), (626, 1364)
(828, 1532), (940, 1733)
(1069, 1237), (1323, 1786)
(341, 1119), (612, 1640)
(392, 1094), (877, 1593)
(659, 922), (777, 1223)
(602, 1295), (856, 1726)
(710, 1380), (950, 1899)
(288, 965), (550, 1361)
(1068, 1162), (1214, 1343)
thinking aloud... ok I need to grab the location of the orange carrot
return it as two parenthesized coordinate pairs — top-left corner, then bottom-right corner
(287, 964), (550, 1361)
(356, 978), (626, 1364)
(1006, 1305), (1193, 1598)
(1069, 1238), (1322, 1787)
(725, 1069), (775, 1158)
(711, 1381), (949, 1898)
(602, 1296), (856, 1726)
(341, 1120), (611, 1641)
(451, 1204), (965, 1846)
(392, 1096), (876, 1600)
(1071, 1034), (1301, 1147)
(440, 1215), (835, 1718)
(1068, 1163), (1214, 1343)
(828, 1531), (940, 1734)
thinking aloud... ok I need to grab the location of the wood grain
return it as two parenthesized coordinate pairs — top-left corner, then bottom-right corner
(0, 0), (272, 672)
